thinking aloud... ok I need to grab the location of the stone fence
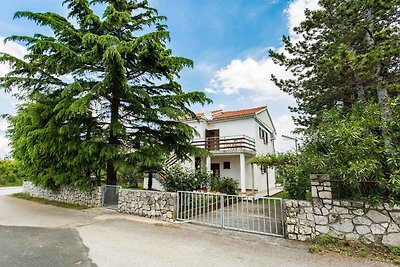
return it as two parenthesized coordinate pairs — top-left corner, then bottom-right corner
(23, 181), (102, 208)
(285, 175), (400, 247)
(118, 189), (176, 222)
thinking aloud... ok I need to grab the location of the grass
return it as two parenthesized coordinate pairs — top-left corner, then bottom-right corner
(308, 235), (400, 265)
(11, 192), (88, 210)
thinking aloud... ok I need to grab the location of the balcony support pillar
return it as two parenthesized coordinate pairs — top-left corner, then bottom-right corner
(206, 156), (211, 172)
(240, 153), (246, 194)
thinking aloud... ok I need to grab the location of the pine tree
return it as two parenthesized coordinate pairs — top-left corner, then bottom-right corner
(270, 0), (400, 127)
(1, 0), (210, 187)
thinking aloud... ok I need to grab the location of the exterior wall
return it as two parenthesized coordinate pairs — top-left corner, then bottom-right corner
(285, 175), (400, 247)
(22, 181), (102, 208)
(184, 112), (277, 193)
(118, 189), (176, 222)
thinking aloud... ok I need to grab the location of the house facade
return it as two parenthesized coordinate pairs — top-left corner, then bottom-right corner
(181, 106), (278, 195)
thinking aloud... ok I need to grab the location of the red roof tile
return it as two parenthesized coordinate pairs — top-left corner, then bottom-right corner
(212, 106), (267, 119)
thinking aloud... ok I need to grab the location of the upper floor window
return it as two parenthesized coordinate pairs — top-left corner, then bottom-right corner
(259, 127), (269, 145)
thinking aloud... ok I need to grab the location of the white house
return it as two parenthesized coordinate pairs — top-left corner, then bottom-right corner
(180, 106), (278, 196)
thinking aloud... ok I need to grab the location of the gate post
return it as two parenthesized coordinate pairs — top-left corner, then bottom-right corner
(220, 194), (225, 228)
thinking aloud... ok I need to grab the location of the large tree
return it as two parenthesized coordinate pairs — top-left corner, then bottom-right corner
(1, 0), (210, 186)
(270, 0), (399, 127)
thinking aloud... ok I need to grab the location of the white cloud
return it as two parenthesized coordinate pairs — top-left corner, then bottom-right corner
(285, 0), (319, 39)
(202, 0), (319, 153)
(204, 87), (218, 94)
(210, 56), (293, 102)
(0, 36), (27, 157)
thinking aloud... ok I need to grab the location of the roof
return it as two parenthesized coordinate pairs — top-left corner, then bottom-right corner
(193, 106), (267, 120)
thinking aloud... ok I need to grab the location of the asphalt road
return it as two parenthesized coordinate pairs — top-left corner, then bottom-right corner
(0, 189), (391, 267)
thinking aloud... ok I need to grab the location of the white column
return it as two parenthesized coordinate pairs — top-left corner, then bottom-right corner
(240, 153), (246, 194)
(206, 156), (211, 172)
(191, 155), (195, 169)
(251, 164), (255, 194)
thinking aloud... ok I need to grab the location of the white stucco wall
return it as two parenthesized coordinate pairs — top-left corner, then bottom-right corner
(182, 109), (278, 195)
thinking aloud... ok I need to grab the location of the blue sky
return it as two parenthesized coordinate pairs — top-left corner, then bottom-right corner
(0, 0), (318, 155)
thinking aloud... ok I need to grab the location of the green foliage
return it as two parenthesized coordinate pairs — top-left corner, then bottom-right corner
(162, 166), (238, 194)
(0, 160), (25, 187)
(162, 167), (210, 192)
(301, 101), (400, 203)
(250, 153), (310, 200)
(1, 0), (211, 188)
(268, 0), (400, 203)
(270, 0), (400, 127)
(210, 176), (238, 195)
(12, 193), (87, 210)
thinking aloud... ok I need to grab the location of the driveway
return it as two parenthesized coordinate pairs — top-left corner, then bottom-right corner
(0, 193), (390, 267)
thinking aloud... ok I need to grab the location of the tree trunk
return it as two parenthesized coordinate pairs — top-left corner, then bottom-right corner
(106, 90), (119, 185)
(148, 172), (153, 190)
(364, 10), (394, 154)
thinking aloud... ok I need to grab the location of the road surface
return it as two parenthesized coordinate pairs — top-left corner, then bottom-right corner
(0, 192), (391, 267)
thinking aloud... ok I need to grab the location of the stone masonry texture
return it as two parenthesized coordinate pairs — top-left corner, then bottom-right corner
(118, 189), (177, 222)
(285, 175), (400, 247)
(23, 181), (101, 208)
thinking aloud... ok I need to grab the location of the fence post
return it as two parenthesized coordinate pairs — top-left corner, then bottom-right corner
(220, 194), (225, 229)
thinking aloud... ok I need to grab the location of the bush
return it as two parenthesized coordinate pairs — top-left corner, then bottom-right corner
(162, 166), (238, 194)
(0, 160), (26, 187)
(210, 176), (238, 195)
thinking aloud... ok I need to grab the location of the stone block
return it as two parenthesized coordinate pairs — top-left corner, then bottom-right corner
(352, 209), (365, 216)
(366, 210), (390, 224)
(353, 216), (372, 226)
(319, 191), (332, 199)
(383, 233), (400, 247)
(371, 224), (386, 235)
(315, 215), (328, 225)
(345, 233), (360, 241)
(362, 234), (375, 245)
(356, 225), (371, 235)
(316, 225), (329, 234)
(388, 222), (400, 233)
(331, 219), (354, 233)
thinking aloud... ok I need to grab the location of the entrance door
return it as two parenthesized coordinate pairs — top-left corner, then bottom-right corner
(211, 163), (220, 177)
(206, 129), (220, 150)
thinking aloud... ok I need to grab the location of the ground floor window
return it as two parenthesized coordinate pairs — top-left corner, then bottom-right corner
(223, 161), (230, 169)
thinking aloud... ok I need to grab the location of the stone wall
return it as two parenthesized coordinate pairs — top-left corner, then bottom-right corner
(23, 181), (101, 208)
(118, 189), (176, 222)
(285, 200), (315, 241)
(285, 175), (400, 247)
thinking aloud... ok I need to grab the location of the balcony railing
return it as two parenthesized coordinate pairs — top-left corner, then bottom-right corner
(192, 135), (256, 152)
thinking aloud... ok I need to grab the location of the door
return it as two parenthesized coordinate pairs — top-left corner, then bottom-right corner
(206, 129), (220, 150)
(211, 163), (220, 177)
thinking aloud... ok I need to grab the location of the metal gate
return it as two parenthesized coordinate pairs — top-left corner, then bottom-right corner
(177, 191), (284, 237)
(101, 185), (121, 210)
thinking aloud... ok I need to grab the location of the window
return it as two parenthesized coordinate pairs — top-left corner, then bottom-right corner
(259, 126), (270, 145)
(264, 132), (269, 144)
(223, 161), (231, 169)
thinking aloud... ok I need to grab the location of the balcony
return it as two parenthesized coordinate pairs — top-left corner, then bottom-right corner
(192, 135), (256, 154)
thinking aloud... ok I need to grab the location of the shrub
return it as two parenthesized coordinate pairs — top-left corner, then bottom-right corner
(0, 160), (26, 187)
(210, 176), (238, 195)
(162, 166), (205, 192)
(162, 166), (238, 194)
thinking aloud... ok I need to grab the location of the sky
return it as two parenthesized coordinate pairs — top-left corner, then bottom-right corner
(0, 0), (319, 157)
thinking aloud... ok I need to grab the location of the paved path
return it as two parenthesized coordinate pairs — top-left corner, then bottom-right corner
(0, 193), (391, 267)
(0, 186), (22, 196)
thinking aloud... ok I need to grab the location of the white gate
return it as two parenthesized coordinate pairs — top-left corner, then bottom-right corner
(177, 191), (284, 237)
